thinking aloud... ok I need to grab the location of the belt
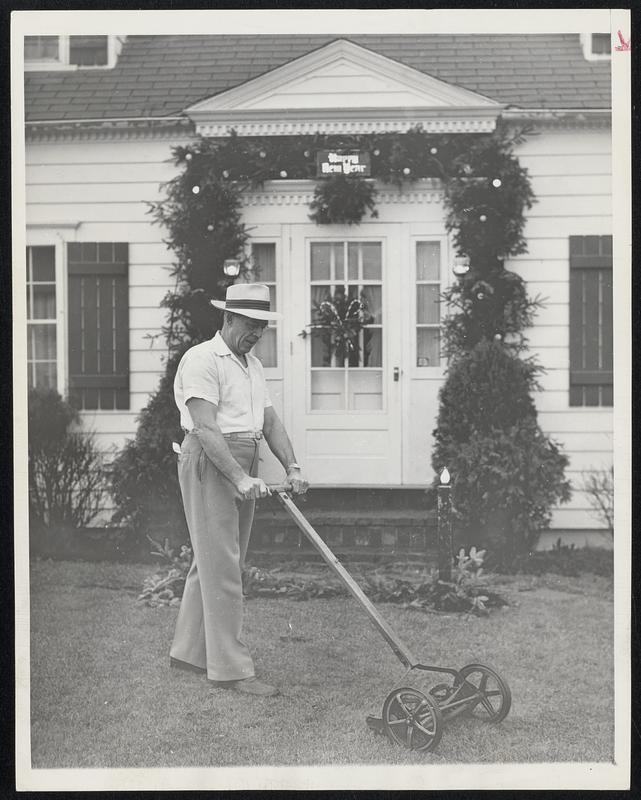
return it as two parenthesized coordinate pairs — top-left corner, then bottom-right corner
(223, 431), (263, 441)
(182, 429), (263, 441)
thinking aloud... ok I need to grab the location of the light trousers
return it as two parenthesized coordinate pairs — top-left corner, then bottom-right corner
(170, 432), (258, 681)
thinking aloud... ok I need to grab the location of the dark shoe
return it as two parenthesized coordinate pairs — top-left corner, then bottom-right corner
(213, 676), (279, 696)
(170, 657), (206, 675)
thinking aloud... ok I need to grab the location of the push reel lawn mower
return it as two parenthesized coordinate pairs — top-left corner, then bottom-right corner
(269, 486), (511, 753)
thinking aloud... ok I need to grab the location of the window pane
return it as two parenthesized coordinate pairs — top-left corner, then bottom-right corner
(251, 243), (276, 282)
(333, 243), (344, 281)
(32, 362), (57, 390)
(417, 284), (440, 324)
(363, 329), (382, 367)
(32, 285), (56, 319)
(360, 285), (382, 324)
(592, 33), (610, 55)
(311, 370), (344, 410)
(311, 243), (331, 281)
(69, 35), (109, 66)
(30, 324), (57, 359)
(347, 243), (359, 280)
(416, 242), (440, 281)
(25, 36), (59, 60)
(30, 245), (56, 281)
(252, 328), (276, 368)
(417, 329), (440, 367)
(361, 243), (381, 280)
(311, 332), (332, 367)
(348, 370), (382, 410)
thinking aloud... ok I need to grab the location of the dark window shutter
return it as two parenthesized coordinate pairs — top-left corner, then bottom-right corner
(569, 235), (613, 407)
(67, 242), (129, 410)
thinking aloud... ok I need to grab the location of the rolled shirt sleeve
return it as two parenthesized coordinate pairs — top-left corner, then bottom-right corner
(181, 350), (220, 408)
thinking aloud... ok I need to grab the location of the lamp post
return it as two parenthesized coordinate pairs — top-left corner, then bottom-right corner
(437, 467), (453, 582)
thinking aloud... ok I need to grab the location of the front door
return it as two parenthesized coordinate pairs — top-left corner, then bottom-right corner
(289, 224), (403, 484)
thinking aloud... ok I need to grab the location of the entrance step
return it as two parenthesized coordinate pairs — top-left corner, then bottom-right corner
(251, 488), (437, 562)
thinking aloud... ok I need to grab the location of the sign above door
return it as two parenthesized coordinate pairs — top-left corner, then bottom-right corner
(316, 150), (371, 177)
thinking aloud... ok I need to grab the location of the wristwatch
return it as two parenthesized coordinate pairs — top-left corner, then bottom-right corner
(287, 462), (302, 471)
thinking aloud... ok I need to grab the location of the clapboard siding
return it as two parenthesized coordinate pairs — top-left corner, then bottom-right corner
(509, 127), (613, 528)
(24, 125), (614, 529)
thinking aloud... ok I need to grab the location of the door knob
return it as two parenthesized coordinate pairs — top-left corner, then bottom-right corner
(393, 366), (400, 382)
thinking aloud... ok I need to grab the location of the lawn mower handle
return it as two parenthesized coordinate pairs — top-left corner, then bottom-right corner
(265, 484), (421, 670)
(266, 482), (292, 493)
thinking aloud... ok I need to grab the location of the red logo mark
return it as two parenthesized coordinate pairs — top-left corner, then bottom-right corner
(615, 30), (630, 51)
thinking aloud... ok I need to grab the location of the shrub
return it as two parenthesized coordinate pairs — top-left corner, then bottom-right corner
(582, 466), (614, 534)
(110, 351), (187, 544)
(433, 342), (571, 566)
(506, 540), (613, 578)
(28, 387), (107, 530)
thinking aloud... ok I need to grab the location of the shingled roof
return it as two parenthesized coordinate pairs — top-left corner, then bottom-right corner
(24, 34), (611, 123)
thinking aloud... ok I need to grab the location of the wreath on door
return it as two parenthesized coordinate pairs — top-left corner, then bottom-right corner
(305, 290), (374, 362)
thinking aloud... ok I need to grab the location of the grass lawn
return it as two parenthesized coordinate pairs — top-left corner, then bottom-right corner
(29, 559), (614, 768)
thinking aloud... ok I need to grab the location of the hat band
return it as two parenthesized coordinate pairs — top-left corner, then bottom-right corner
(226, 299), (271, 311)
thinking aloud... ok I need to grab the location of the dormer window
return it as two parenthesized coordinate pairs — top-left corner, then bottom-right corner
(591, 33), (610, 55)
(69, 36), (109, 66)
(580, 32), (612, 61)
(24, 35), (124, 71)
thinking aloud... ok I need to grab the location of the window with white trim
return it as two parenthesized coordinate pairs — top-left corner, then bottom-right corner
(26, 242), (131, 410)
(580, 32), (612, 61)
(24, 35), (123, 70)
(27, 246), (58, 390)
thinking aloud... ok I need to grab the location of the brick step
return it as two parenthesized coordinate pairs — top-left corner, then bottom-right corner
(256, 487), (435, 512)
(250, 507), (437, 556)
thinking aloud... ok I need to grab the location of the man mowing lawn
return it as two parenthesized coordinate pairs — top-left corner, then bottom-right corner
(170, 283), (309, 696)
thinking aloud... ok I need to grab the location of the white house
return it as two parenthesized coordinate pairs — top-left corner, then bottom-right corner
(23, 33), (613, 539)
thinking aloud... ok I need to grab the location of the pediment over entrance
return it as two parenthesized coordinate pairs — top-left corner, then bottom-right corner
(185, 39), (503, 137)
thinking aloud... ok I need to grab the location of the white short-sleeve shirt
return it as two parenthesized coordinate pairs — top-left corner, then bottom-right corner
(174, 332), (272, 433)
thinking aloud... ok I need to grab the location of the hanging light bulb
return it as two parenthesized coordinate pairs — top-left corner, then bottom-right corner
(223, 259), (241, 277)
(373, 149), (381, 156)
(430, 147), (438, 155)
(479, 214), (488, 222)
(185, 152), (193, 161)
(440, 467), (451, 485)
(280, 170), (288, 178)
(403, 167), (411, 175)
(191, 185), (200, 194)
(303, 150), (311, 158)
(207, 224), (214, 232)
(259, 150), (267, 159)
(222, 170), (230, 179)
(492, 178), (502, 188)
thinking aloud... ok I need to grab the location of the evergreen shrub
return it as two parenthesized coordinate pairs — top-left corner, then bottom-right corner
(110, 352), (188, 545)
(28, 387), (107, 534)
(433, 128), (571, 567)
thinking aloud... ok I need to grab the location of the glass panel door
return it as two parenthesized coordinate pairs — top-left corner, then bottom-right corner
(309, 241), (383, 411)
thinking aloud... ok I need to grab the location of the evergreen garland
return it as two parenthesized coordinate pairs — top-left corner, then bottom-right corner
(111, 121), (570, 557)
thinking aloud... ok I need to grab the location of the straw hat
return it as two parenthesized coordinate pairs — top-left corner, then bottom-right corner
(211, 283), (282, 321)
